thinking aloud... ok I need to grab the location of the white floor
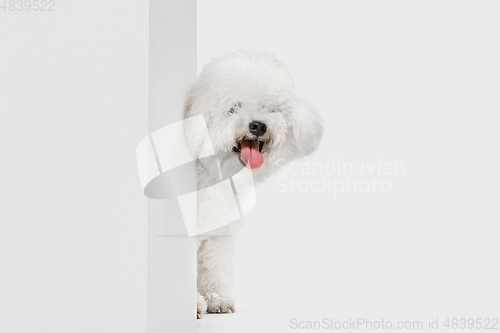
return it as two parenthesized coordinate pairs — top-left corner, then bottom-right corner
(197, 308), (300, 333)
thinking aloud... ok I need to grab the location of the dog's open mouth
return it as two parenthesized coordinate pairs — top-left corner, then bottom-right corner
(232, 140), (265, 169)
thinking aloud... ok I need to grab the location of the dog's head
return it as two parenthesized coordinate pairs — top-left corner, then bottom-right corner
(186, 51), (323, 181)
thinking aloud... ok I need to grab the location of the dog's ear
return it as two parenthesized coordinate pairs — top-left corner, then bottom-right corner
(283, 97), (324, 160)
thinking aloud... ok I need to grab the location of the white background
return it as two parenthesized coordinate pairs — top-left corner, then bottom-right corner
(198, 0), (500, 328)
(1, 1), (499, 332)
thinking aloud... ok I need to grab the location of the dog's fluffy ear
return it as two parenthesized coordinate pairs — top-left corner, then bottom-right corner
(283, 98), (324, 160)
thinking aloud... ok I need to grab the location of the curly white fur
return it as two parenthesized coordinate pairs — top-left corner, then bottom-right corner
(184, 50), (323, 317)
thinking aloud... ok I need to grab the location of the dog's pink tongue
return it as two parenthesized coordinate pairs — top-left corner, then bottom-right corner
(240, 140), (263, 169)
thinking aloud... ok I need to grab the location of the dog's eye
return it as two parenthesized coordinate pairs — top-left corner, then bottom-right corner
(229, 103), (241, 114)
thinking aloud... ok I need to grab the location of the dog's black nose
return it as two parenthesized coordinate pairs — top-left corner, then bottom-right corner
(249, 121), (267, 137)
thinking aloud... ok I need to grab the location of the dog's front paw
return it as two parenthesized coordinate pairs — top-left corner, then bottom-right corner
(197, 293), (207, 319)
(205, 292), (235, 314)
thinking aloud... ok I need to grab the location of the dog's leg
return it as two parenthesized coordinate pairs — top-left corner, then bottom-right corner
(197, 235), (235, 313)
(197, 292), (207, 319)
(196, 238), (208, 318)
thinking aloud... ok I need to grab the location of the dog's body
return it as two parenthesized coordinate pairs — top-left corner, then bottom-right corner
(184, 51), (323, 317)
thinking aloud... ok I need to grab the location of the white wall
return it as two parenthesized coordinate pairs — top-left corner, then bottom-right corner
(0, 1), (149, 332)
(198, 0), (500, 323)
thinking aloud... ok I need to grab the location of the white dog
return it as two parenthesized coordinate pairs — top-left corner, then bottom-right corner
(184, 50), (323, 318)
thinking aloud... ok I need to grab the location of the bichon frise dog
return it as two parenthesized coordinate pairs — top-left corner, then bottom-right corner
(184, 50), (323, 318)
